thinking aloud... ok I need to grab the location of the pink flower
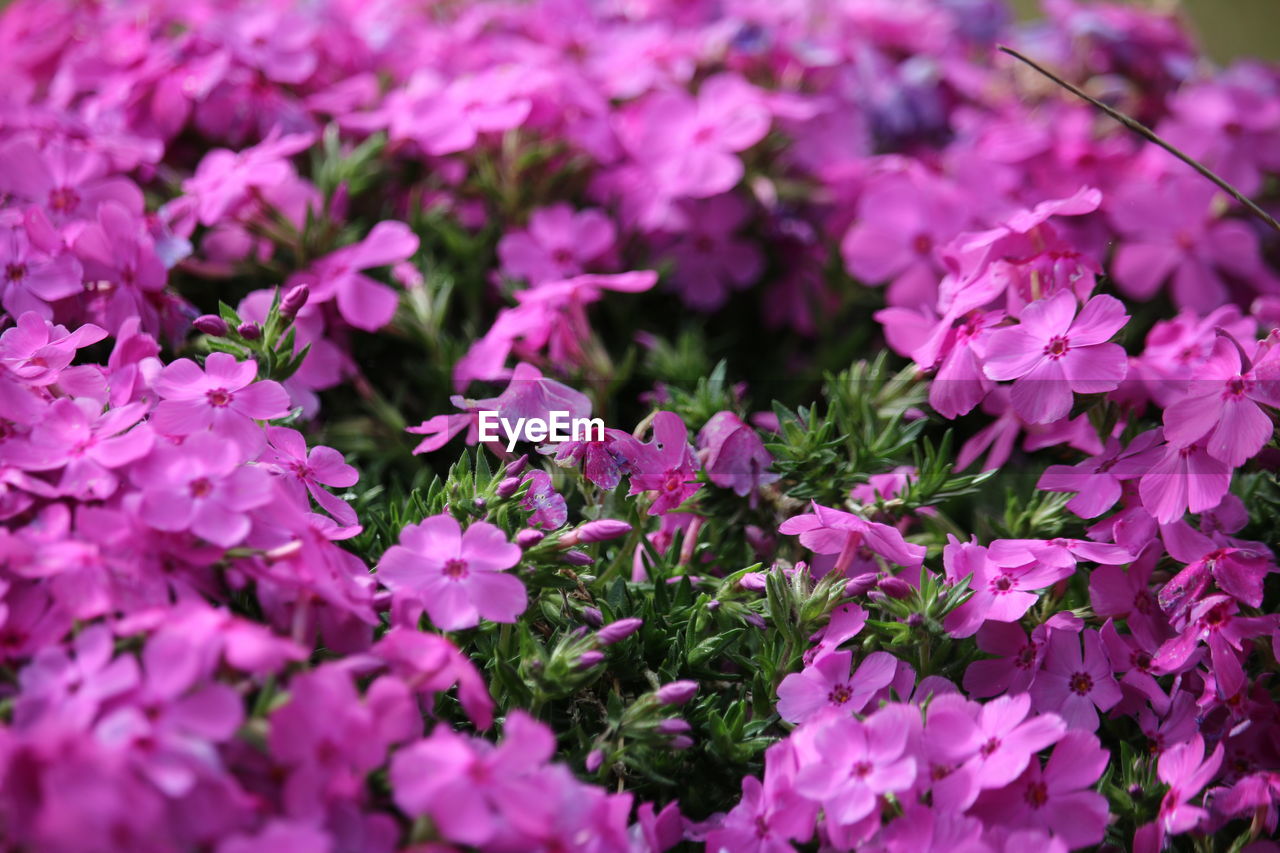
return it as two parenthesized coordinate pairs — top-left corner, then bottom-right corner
(7, 397), (153, 500)
(1133, 734), (1224, 853)
(963, 693), (1066, 791)
(1030, 628), (1122, 731)
(617, 73), (769, 202)
(152, 352), (290, 453)
(1163, 335), (1280, 467)
(942, 539), (1079, 638)
(261, 426), (358, 526)
(1, 219), (83, 319)
(498, 203), (616, 285)
(779, 501), (926, 577)
(0, 312), (106, 386)
(697, 410), (778, 497)
(974, 730), (1109, 848)
(1038, 429), (1164, 518)
(71, 202), (168, 335)
(178, 129), (315, 227)
(704, 742), (817, 853)
(297, 220), (419, 331)
(1109, 175), (1274, 312)
(376, 514), (525, 631)
(983, 290), (1129, 424)
(776, 649), (897, 724)
(131, 432), (274, 548)
(617, 411), (701, 516)
(390, 711), (554, 847)
(1138, 440), (1232, 524)
(661, 194), (762, 311)
(792, 707), (917, 829)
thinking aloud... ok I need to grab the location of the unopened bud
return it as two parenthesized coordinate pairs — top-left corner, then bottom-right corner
(562, 549), (594, 566)
(656, 680), (698, 706)
(577, 650), (605, 669)
(657, 718), (691, 734)
(595, 617), (642, 645)
(280, 284), (310, 320)
(585, 749), (604, 772)
(505, 454), (528, 477)
(668, 735), (694, 750)
(472, 497), (487, 512)
(193, 314), (229, 336)
(573, 519), (632, 544)
(877, 576), (913, 599)
(237, 321), (261, 340)
(515, 529), (544, 549)
(845, 573), (878, 597)
(581, 607), (603, 628)
(496, 477), (521, 498)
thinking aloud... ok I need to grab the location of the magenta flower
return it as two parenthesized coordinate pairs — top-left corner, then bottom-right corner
(376, 514), (525, 631)
(1038, 429), (1164, 518)
(983, 290), (1129, 424)
(962, 621), (1047, 699)
(942, 539), (1076, 638)
(132, 432), (273, 548)
(1030, 628), (1122, 731)
(8, 397), (153, 500)
(390, 711), (554, 847)
(697, 410), (778, 497)
(297, 220), (419, 331)
(793, 707), (917, 829)
(0, 312), (106, 386)
(71, 201), (167, 334)
(1163, 335), (1280, 467)
(1133, 734), (1225, 853)
(261, 426), (358, 526)
(661, 194), (763, 311)
(1, 221), (83, 319)
(618, 411), (701, 516)
(521, 469), (567, 530)
(498, 203), (615, 285)
(1138, 440), (1232, 524)
(974, 730), (1109, 849)
(151, 352), (290, 452)
(780, 501), (926, 577)
(704, 742), (817, 853)
(0, 138), (144, 222)
(963, 692), (1066, 791)
(776, 649), (897, 724)
(178, 129), (315, 227)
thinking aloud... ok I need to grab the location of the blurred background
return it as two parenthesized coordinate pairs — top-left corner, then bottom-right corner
(1012, 0), (1280, 61)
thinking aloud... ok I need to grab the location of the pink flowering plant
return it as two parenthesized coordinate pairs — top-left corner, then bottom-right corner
(2, 0), (1280, 851)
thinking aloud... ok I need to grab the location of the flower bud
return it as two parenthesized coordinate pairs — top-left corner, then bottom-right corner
(472, 497), (487, 512)
(515, 529), (544, 549)
(656, 680), (698, 706)
(581, 607), (603, 628)
(577, 650), (605, 669)
(668, 735), (694, 750)
(657, 718), (691, 734)
(877, 576), (913, 599)
(193, 314), (229, 336)
(280, 283), (310, 320)
(574, 519), (632, 543)
(585, 749), (604, 772)
(237, 321), (262, 340)
(505, 454), (528, 477)
(496, 476), (521, 498)
(562, 549), (594, 566)
(595, 617), (642, 645)
(845, 573), (878, 597)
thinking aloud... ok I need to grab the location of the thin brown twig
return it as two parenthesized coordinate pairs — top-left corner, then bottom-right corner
(998, 44), (1280, 235)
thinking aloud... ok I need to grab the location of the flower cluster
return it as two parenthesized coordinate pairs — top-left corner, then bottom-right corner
(3, 0), (1280, 851)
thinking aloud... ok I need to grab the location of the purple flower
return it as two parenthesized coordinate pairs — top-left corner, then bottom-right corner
(983, 291), (1129, 424)
(963, 693), (1066, 791)
(261, 426), (358, 526)
(1030, 628), (1123, 731)
(697, 410), (779, 497)
(295, 220), (418, 332)
(0, 220), (83, 319)
(7, 397), (153, 499)
(617, 411), (701, 516)
(780, 501), (925, 577)
(498, 203), (616, 285)
(376, 514), (525, 631)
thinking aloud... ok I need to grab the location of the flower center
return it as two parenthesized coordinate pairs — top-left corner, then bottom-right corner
(979, 736), (1001, 757)
(4, 262), (26, 283)
(48, 187), (80, 213)
(189, 477), (214, 498)
(1225, 376), (1248, 397)
(912, 233), (933, 255)
(992, 574), (1014, 592)
(1025, 780), (1049, 808)
(1069, 672), (1093, 695)
(1043, 336), (1070, 359)
(1015, 644), (1036, 669)
(852, 760), (873, 778)
(827, 683), (853, 705)
(661, 470), (684, 493)
(1133, 651), (1152, 671)
(552, 247), (574, 265)
(207, 388), (232, 407)
(443, 558), (470, 580)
